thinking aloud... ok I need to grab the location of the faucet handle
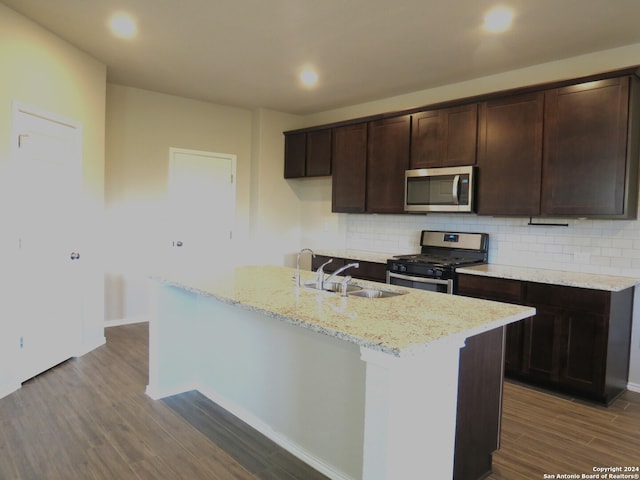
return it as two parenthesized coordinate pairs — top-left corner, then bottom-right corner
(340, 275), (352, 297)
(316, 258), (333, 288)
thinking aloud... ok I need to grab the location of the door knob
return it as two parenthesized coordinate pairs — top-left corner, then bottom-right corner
(174, 241), (183, 247)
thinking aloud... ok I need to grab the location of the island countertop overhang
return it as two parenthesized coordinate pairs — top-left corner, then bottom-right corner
(151, 265), (535, 357)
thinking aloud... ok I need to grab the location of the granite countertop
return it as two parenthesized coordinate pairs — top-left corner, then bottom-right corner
(457, 264), (640, 292)
(152, 265), (534, 358)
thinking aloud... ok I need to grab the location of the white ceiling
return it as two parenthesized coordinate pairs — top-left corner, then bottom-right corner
(5, 0), (640, 115)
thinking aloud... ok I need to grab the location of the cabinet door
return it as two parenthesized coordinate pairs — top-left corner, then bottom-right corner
(306, 129), (332, 177)
(477, 92), (544, 216)
(367, 115), (411, 213)
(284, 132), (306, 178)
(332, 123), (367, 213)
(411, 104), (477, 168)
(504, 321), (525, 376)
(559, 312), (607, 394)
(542, 77), (630, 217)
(522, 309), (560, 381)
(356, 261), (387, 282)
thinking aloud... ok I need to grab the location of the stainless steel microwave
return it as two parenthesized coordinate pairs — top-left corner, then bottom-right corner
(404, 166), (475, 213)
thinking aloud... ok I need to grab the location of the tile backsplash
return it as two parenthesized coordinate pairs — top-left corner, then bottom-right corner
(345, 213), (640, 278)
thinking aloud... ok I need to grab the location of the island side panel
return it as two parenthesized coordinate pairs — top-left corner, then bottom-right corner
(185, 292), (367, 480)
(147, 282), (201, 399)
(360, 339), (464, 480)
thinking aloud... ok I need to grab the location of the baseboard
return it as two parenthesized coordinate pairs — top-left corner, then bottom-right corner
(145, 381), (198, 401)
(105, 315), (149, 328)
(627, 381), (640, 393)
(196, 384), (355, 480)
(75, 336), (106, 357)
(0, 381), (20, 401)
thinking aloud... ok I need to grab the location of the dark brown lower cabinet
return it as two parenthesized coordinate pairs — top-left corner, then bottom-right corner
(310, 255), (387, 282)
(454, 327), (505, 480)
(457, 274), (634, 405)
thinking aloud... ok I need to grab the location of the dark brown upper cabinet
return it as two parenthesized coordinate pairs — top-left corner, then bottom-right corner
(286, 68), (640, 219)
(284, 132), (306, 178)
(332, 123), (368, 213)
(410, 104), (478, 169)
(477, 92), (544, 216)
(477, 75), (640, 219)
(541, 76), (639, 218)
(284, 128), (332, 179)
(367, 115), (411, 213)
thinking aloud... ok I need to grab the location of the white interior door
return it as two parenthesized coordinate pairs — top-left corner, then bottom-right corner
(13, 103), (83, 382)
(168, 148), (236, 271)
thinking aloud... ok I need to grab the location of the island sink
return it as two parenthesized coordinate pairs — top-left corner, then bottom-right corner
(348, 288), (406, 298)
(303, 281), (363, 294)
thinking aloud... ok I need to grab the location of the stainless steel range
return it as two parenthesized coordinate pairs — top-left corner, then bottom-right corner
(387, 230), (489, 294)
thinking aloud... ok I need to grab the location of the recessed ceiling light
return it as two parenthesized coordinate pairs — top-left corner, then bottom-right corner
(299, 68), (319, 88)
(483, 7), (514, 33)
(108, 12), (137, 39)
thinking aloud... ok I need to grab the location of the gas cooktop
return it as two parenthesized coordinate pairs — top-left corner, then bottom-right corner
(389, 230), (489, 273)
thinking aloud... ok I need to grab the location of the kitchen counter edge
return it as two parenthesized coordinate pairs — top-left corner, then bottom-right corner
(456, 264), (640, 292)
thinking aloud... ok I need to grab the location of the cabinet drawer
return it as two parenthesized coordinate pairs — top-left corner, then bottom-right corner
(526, 283), (609, 314)
(357, 261), (387, 282)
(457, 274), (524, 303)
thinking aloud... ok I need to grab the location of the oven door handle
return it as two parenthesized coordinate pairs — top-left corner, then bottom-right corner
(387, 271), (451, 286)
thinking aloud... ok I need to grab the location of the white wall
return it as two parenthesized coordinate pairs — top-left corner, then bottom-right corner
(104, 84), (253, 322)
(0, 4), (106, 396)
(248, 108), (306, 266)
(103, 95), (313, 322)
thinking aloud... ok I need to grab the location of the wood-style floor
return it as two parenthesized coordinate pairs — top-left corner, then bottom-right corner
(488, 381), (640, 479)
(0, 323), (638, 479)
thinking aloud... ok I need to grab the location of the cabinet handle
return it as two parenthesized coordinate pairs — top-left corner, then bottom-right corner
(70, 252), (80, 260)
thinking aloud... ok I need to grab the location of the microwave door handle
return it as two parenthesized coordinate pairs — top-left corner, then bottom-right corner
(452, 175), (460, 204)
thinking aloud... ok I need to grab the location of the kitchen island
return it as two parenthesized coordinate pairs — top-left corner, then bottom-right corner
(147, 265), (535, 480)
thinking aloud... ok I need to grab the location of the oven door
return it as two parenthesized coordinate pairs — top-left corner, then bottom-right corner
(387, 271), (453, 294)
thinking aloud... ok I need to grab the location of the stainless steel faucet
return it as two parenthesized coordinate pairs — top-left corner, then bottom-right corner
(325, 262), (360, 285)
(296, 248), (316, 286)
(315, 258), (333, 289)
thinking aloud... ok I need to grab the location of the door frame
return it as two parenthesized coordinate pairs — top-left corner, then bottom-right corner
(11, 101), (83, 160)
(167, 146), (238, 255)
